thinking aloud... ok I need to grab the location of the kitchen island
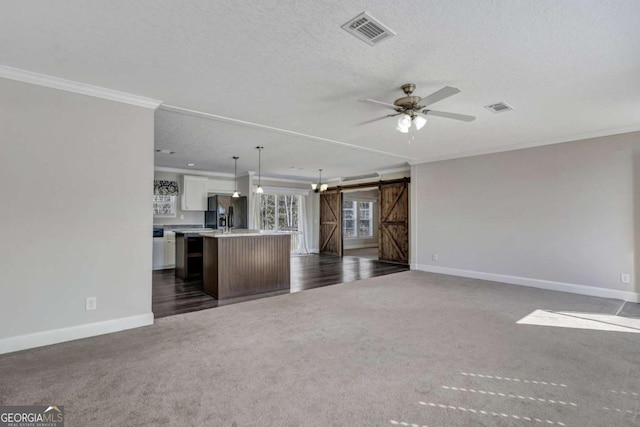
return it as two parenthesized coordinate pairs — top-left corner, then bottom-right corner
(174, 230), (208, 280)
(201, 231), (291, 299)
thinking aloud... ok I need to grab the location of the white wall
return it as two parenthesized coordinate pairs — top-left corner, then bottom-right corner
(412, 132), (640, 302)
(0, 79), (155, 353)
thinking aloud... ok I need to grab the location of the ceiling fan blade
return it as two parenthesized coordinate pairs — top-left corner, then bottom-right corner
(359, 99), (400, 110)
(418, 86), (461, 107)
(357, 113), (401, 125)
(424, 110), (476, 122)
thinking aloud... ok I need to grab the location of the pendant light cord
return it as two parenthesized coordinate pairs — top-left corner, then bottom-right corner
(233, 156), (239, 193)
(258, 147), (262, 187)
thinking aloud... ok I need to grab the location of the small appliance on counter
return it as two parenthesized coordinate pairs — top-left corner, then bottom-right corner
(205, 195), (247, 229)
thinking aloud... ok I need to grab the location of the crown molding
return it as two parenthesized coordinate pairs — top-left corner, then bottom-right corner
(0, 65), (162, 109)
(154, 166), (235, 179)
(155, 166), (318, 184)
(159, 104), (414, 160)
(376, 165), (411, 175)
(414, 124), (640, 165)
(252, 185), (311, 196)
(259, 176), (314, 184)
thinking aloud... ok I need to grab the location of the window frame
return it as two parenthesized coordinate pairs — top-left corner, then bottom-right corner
(342, 199), (375, 240)
(258, 193), (301, 233)
(357, 201), (374, 239)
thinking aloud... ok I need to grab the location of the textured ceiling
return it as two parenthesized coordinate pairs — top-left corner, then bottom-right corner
(2, 0), (640, 178)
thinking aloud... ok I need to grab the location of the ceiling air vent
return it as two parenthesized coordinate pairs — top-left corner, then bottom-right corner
(484, 102), (514, 113)
(341, 12), (396, 46)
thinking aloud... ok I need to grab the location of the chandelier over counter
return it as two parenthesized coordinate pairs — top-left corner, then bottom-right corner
(311, 169), (328, 193)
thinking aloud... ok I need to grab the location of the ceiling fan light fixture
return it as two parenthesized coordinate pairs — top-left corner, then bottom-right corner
(256, 186), (264, 194)
(360, 83), (475, 131)
(232, 191), (240, 198)
(415, 115), (427, 130)
(396, 114), (411, 133)
(320, 184), (328, 192)
(311, 183), (318, 190)
(398, 114), (411, 128)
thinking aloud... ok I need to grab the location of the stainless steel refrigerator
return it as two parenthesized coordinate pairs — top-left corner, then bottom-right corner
(204, 195), (248, 229)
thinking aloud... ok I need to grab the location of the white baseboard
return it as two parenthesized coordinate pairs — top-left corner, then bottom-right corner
(0, 313), (154, 355)
(411, 264), (640, 303)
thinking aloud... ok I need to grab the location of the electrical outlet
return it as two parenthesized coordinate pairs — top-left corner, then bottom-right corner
(86, 297), (97, 311)
(432, 254), (439, 261)
(620, 273), (631, 284)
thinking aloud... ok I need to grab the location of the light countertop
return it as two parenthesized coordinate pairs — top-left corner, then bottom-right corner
(200, 230), (293, 238)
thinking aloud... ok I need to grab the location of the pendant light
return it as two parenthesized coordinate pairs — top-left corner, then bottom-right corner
(232, 156), (240, 198)
(312, 169), (328, 193)
(255, 146), (264, 194)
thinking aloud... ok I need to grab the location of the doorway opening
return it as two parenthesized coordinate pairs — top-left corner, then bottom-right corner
(342, 187), (379, 261)
(319, 177), (410, 264)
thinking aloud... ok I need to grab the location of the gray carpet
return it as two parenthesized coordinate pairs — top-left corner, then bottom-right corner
(1, 271), (639, 426)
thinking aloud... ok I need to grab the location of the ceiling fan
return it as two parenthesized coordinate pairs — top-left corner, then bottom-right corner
(360, 83), (476, 133)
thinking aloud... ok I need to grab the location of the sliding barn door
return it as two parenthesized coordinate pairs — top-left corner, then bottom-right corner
(319, 190), (342, 256)
(379, 179), (409, 264)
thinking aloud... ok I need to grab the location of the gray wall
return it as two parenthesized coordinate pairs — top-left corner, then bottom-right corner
(412, 132), (640, 299)
(0, 79), (154, 343)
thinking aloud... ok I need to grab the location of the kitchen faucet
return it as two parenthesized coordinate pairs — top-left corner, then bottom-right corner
(219, 213), (228, 233)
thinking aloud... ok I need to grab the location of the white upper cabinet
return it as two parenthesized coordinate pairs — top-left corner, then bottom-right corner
(207, 178), (235, 194)
(180, 175), (236, 211)
(181, 175), (208, 211)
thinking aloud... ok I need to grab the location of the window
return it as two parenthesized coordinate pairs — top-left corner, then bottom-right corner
(259, 194), (299, 232)
(343, 200), (374, 239)
(343, 200), (357, 238)
(358, 201), (373, 238)
(259, 193), (305, 254)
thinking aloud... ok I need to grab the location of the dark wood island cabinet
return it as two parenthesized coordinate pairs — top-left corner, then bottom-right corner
(202, 232), (291, 299)
(175, 232), (204, 280)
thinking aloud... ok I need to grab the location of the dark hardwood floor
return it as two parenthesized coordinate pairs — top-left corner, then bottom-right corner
(152, 254), (409, 318)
